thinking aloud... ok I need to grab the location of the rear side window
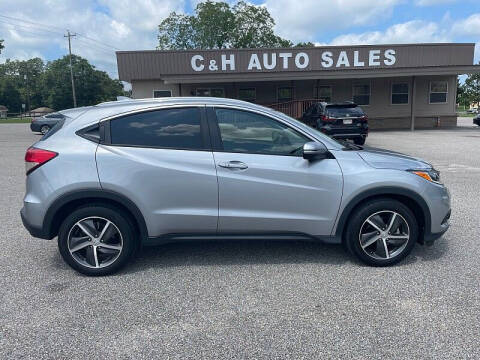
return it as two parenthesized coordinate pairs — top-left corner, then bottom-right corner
(326, 106), (364, 118)
(110, 107), (203, 149)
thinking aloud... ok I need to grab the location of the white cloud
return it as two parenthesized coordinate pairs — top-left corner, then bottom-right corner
(414, 0), (457, 6)
(0, 0), (183, 77)
(330, 20), (449, 45)
(264, 0), (401, 43)
(451, 13), (480, 37)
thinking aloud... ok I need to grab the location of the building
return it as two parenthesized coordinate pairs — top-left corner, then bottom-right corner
(0, 105), (7, 118)
(116, 43), (480, 129)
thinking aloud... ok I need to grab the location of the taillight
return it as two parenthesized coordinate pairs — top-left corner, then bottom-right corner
(25, 147), (58, 175)
(359, 116), (368, 122)
(321, 115), (335, 122)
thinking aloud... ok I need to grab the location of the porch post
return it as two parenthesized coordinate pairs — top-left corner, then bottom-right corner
(410, 76), (416, 131)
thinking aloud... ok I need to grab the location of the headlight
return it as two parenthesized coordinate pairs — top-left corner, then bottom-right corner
(408, 169), (441, 184)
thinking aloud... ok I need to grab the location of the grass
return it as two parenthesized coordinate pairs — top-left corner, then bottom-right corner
(0, 117), (32, 123)
(457, 112), (476, 118)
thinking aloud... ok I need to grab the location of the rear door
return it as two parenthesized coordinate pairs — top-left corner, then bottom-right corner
(96, 106), (218, 237)
(208, 106), (343, 236)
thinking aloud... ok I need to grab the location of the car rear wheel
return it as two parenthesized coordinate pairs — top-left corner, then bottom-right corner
(345, 198), (418, 266)
(353, 137), (366, 145)
(58, 205), (137, 276)
(40, 125), (50, 135)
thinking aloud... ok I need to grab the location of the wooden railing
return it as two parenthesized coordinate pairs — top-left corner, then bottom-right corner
(266, 99), (318, 119)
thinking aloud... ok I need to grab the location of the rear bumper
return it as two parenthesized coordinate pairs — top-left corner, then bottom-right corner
(20, 207), (50, 239)
(320, 126), (368, 139)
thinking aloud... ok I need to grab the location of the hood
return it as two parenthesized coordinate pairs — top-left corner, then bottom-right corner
(358, 146), (432, 171)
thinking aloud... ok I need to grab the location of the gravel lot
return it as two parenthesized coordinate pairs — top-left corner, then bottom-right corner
(1, 122), (479, 359)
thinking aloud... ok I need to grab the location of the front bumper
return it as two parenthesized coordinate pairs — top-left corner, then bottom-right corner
(421, 184), (451, 245)
(30, 122), (40, 132)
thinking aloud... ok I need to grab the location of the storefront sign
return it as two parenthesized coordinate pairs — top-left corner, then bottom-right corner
(190, 49), (396, 72)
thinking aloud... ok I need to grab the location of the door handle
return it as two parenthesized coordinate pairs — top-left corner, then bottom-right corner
(218, 161), (248, 170)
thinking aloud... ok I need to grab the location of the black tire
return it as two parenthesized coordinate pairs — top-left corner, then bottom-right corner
(40, 125), (50, 135)
(353, 137), (366, 145)
(58, 205), (137, 276)
(345, 198), (418, 266)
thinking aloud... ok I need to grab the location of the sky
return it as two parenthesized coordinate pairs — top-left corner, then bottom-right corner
(0, 0), (479, 82)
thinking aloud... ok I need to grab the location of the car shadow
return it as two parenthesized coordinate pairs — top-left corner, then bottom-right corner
(403, 236), (449, 265)
(122, 240), (352, 274)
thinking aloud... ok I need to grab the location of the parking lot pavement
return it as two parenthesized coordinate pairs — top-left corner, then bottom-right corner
(1, 123), (479, 359)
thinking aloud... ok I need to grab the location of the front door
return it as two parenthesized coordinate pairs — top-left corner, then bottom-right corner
(209, 107), (343, 236)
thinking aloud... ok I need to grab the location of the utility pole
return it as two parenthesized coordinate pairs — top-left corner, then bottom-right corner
(24, 74), (30, 112)
(64, 30), (77, 108)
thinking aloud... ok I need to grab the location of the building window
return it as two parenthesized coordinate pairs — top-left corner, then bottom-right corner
(429, 81), (448, 103)
(391, 83), (409, 104)
(317, 86), (332, 102)
(153, 90), (172, 98)
(353, 84), (370, 105)
(238, 88), (256, 101)
(277, 87), (293, 102)
(196, 88), (225, 97)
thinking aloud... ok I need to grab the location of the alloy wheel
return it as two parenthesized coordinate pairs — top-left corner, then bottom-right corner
(67, 216), (123, 269)
(359, 210), (410, 260)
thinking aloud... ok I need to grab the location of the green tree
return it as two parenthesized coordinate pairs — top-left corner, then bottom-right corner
(463, 69), (480, 106)
(158, 0), (292, 50)
(0, 78), (21, 112)
(43, 55), (123, 110)
(0, 39), (4, 53)
(295, 42), (315, 47)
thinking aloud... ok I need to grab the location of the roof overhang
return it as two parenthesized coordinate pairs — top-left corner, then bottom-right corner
(160, 65), (480, 84)
(117, 43), (479, 83)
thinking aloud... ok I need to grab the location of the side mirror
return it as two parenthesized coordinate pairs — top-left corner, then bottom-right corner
(303, 141), (329, 160)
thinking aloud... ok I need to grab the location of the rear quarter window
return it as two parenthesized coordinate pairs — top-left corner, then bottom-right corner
(39, 119), (66, 141)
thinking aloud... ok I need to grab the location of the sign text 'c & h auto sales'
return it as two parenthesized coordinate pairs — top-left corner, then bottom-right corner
(190, 49), (396, 72)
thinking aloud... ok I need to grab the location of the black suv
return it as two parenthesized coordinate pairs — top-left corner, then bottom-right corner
(301, 102), (368, 145)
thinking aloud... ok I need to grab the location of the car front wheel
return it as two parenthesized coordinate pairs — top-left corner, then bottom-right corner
(58, 205), (137, 276)
(345, 198), (418, 266)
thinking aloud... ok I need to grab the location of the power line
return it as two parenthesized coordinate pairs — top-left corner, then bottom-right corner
(0, 14), (66, 32)
(0, 14), (120, 50)
(0, 19), (64, 36)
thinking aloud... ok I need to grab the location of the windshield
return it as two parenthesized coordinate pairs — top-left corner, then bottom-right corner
(326, 106), (364, 118)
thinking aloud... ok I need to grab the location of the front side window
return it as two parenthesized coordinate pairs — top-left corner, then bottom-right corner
(277, 87), (293, 102)
(215, 108), (309, 156)
(429, 81), (448, 103)
(110, 107), (203, 149)
(392, 83), (409, 104)
(353, 84), (370, 105)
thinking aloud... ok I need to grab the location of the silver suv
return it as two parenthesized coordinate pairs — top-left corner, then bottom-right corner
(21, 98), (451, 275)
